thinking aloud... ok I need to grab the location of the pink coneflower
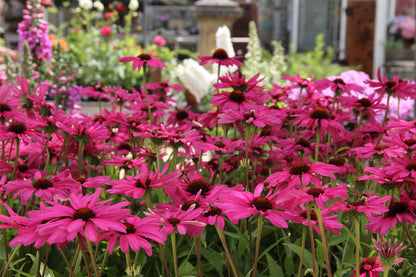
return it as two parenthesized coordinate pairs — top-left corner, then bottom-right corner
(103, 215), (166, 255)
(383, 154), (416, 182)
(166, 108), (198, 127)
(119, 53), (166, 72)
(102, 153), (146, 170)
(266, 161), (339, 188)
(0, 84), (24, 120)
(211, 89), (269, 112)
(145, 204), (206, 236)
(285, 205), (344, 235)
(198, 48), (242, 67)
(372, 237), (406, 266)
(366, 195), (415, 236)
(29, 188), (130, 244)
(108, 163), (180, 199)
(352, 257), (384, 277)
(214, 71), (264, 92)
(327, 157), (356, 176)
(292, 107), (345, 136)
(349, 143), (403, 161)
(218, 106), (281, 129)
(216, 183), (291, 228)
(283, 74), (316, 91)
(328, 195), (391, 218)
(304, 182), (349, 209)
(4, 170), (81, 204)
(74, 175), (112, 189)
(315, 77), (363, 96)
(0, 116), (47, 144)
(339, 92), (388, 118)
(366, 68), (416, 99)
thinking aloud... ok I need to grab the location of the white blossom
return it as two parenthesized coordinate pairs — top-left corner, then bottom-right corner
(78, 0), (93, 10)
(215, 25), (235, 57)
(93, 1), (104, 11)
(129, 0), (139, 11)
(175, 59), (216, 103)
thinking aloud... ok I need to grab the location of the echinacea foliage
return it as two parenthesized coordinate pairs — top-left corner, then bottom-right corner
(1, 7), (416, 277)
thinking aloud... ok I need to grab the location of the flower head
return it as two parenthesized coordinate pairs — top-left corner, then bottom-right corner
(372, 237), (406, 268)
(198, 48), (243, 67)
(119, 53), (166, 72)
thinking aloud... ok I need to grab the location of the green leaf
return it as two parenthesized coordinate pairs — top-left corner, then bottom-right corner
(200, 248), (225, 277)
(264, 253), (284, 276)
(283, 243), (313, 269)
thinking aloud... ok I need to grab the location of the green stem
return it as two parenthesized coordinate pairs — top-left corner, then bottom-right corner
(125, 252), (132, 274)
(355, 217), (361, 277)
(314, 205), (332, 277)
(352, 110), (363, 147)
(1, 245), (21, 277)
(58, 247), (76, 277)
(142, 65), (154, 129)
(383, 94), (392, 126)
(77, 140), (85, 178)
(315, 123), (321, 162)
(306, 204), (318, 277)
(86, 238), (100, 277)
(403, 223), (416, 251)
(194, 235), (203, 277)
(298, 227), (307, 277)
(41, 245), (50, 277)
(215, 224), (238, 277)
(11, 138), (20, 179)
(252, 216), (263, 277)
(297, 87), (304, 107)
(383, 265), (390, 277)
(99, 248), (108, 277)
(159, 244), (171, 277)
(244, 127), (251, 190)
(171, 233), (178, 277)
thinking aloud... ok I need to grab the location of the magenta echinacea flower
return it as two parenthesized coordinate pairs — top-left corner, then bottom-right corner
(119, 53), (166, 72)
(145, 204), (206, 236)
(102, 215), (166, 255)
(4, 170), (81, 204)
(28, 188), (130, 244)
(214, 71), (264, 92)
(266, 161), (339, 188)
(366, 195), (415, 236)
(352, 257), (384, 277)
(216, 183), (290, 228)
(198, 48), (242, 67)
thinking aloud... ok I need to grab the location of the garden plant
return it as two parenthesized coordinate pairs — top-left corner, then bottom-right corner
(1, 1), (416, 277)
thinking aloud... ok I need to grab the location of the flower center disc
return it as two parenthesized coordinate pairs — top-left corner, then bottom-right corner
(229, 90), (245, 103)
(186, 178), (210, 196)
(405, 162), (416, 171)
(251, 196), (272, 212)
(289, 163), (311, 175)
(212, 48), (229, 60)
(8, 122), (26, 134)
(176, 109), (189, 120)
(310, 108), (330, 119)
(124, 222), (136, 234)
(358, 98), (372, 108)
(167, 218), (180, 227)
(0, 103), (11, 113)
(204, 207), (222, 217)
(387, 202), (407, 217)
(329, 158), (345, 166)
(359, 257), (377, 274)
(138, 53), (151, 60)
(33, 178), (53, 190)
(306, 188), (324, 198)
(73, 207), (96, 221)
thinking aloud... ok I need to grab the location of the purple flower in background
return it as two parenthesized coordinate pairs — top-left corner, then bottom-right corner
(17, 0), (52, 60)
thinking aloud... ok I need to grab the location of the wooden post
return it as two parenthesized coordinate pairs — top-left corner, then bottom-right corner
(345, 0), (376, 77)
